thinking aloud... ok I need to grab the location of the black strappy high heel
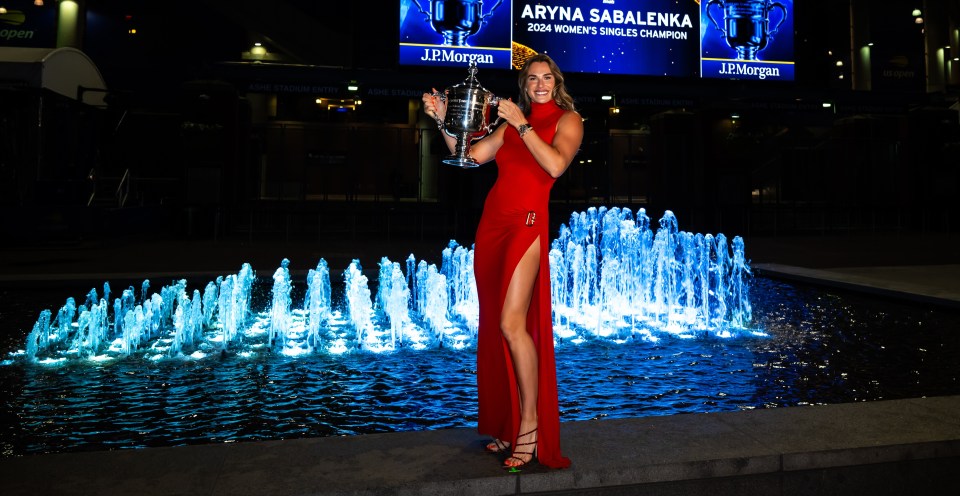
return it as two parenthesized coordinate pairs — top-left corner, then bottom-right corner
(503, 427), (537, 470)
(485, 438), (510, 453)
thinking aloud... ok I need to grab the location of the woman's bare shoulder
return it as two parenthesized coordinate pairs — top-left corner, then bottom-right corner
(559, 110), (584, 128)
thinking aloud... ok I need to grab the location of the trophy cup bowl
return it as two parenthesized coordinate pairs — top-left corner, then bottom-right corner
(412, 0), (489, 46)
(430, 0), (483, 46)
(706, 0), (787, 61)
(434, 61), (502, 168)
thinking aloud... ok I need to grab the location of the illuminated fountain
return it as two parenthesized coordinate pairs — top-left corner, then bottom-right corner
(551, 207), (754, 342)
(11, 207), (759, 365)
(5, 207), (960, 458)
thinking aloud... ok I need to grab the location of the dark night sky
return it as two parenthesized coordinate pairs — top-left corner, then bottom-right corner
(77, 1), (399, 90)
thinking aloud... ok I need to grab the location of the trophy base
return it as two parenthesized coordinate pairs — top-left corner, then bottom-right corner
(735, 46), (760, 61)
(442, 156), (480, 168)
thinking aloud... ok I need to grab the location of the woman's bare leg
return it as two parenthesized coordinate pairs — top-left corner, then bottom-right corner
(499, 237), (541, 466)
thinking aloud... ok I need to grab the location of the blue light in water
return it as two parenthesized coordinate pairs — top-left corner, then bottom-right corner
(9, 208), (758, 365)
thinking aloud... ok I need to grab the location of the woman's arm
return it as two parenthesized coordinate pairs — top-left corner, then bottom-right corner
(494, 98), (583, 178)
(422, 90), (457, 154)
(516, 110), (584, 179)
(460, 122), (505, 165)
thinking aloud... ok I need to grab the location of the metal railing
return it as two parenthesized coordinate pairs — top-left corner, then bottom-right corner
(116, 169), (131, 208)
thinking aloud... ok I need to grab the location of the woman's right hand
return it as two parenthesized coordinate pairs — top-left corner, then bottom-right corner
(422, 88), (447, 124)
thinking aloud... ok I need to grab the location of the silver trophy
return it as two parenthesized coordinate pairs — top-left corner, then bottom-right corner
(411, 0), (504, 46)
(706, 0), (787, 61)
(433, 61), (502, 168)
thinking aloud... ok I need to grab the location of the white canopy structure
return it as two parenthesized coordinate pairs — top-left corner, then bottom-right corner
(0, 46), (107, 106)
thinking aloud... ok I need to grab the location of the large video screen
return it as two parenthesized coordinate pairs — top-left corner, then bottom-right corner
(398, 0), (794, 81)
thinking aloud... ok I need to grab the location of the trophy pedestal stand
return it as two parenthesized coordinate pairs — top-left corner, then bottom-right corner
(736, 47), (761, 61)
(443, 132), (481, 168)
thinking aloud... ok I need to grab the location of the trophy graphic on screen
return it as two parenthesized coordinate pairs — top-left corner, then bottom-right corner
(706, 0), (787, 61)
(432, 61), (502, 168)
(411, 0), (504, 46)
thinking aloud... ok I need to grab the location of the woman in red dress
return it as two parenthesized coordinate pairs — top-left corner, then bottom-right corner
(422, 55), (583, 469)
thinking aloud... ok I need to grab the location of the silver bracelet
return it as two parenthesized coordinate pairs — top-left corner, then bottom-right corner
(517, 123), (533, 138)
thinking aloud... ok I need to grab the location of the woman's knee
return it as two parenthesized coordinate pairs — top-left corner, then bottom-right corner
(499, 314), (525, 342)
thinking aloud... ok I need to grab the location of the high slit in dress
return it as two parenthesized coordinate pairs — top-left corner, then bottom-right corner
(474, 100), (571, 469)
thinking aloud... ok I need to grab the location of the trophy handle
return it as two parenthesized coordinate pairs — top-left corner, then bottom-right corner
(430, 90), (450, 134)
(484, 96), (504, 135)
(767, 2), (788, 37)
(705, 0), (725, 33)
(411, 0), (431, 19)
(480, 0), (505, 24)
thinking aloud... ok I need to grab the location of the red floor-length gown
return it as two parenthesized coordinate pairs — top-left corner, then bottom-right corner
(474, 100), (571, 469)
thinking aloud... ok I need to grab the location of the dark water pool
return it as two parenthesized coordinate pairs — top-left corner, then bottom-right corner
(1, 277), (959, 458)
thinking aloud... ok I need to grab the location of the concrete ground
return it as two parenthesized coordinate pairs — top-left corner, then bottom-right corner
(1, 231), (959, 495)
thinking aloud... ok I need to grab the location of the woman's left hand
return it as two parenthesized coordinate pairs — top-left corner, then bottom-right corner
(496, 99), (527, 129)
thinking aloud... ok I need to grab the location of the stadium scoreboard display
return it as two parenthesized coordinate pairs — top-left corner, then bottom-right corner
(399, 0), (795, 81)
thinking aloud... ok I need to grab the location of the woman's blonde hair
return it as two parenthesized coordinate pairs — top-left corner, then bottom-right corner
(517, 54), (576, 113)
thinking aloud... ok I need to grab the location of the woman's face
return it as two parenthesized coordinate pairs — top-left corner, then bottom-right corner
(524, 61), (556, 104)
